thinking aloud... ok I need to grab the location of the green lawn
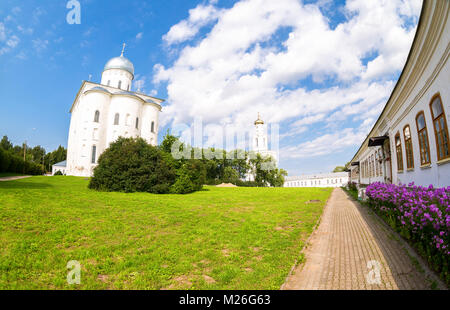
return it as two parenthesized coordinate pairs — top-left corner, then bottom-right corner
(0, 176), (332, 290)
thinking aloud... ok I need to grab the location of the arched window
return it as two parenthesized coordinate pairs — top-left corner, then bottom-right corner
(107, 80), (111, 86)
(403, 125), (414, 169)
(91, 145), (97, 164)
(395, 133), (403, 171)
(114, 113), (119, 125)
(126, 114), (130, 126)
(94, 110), (100, 123)
(415, 111), (431, 165)
(118, 80), (122, 89)
(135, 117), (139, 129)
(429, 94), (449, 161)
(151, 121), (155, 133)
(127, 84), (130, 91)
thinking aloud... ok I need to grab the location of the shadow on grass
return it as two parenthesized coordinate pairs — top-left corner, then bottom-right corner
(0, 181), (53, 189)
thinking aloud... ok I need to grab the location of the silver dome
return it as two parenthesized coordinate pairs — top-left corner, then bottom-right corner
(103, 56), (134, 76)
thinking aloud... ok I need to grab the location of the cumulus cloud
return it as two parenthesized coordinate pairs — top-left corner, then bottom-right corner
(153, 0), (421, 168)
(0, 22), (21, 56)
(163, 2), (222, 45)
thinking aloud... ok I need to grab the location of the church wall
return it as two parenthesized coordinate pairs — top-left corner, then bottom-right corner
(106, 95), (142, 146)
(101, 68), (133, 91)
(67, 91), (111, 176)
(140, 104), (159, 146)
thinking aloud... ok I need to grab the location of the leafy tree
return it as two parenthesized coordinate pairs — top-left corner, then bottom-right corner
(332, 166), (346, 172)
(89, 137), (177, 193)
(31, 146), (46, 164)
(0, 136), (12, 151)
(160, 130), (179, 154)
(223, 166), (239, 184)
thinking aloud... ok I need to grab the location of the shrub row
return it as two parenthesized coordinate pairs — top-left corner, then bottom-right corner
(0, 148), (44, 175)
(365, 182), (449, 285)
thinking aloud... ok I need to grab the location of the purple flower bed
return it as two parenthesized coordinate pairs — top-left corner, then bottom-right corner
(365, 182), (449, 284)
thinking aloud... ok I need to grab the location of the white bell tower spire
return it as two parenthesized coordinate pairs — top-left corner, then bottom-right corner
(253, 113), (268, 152)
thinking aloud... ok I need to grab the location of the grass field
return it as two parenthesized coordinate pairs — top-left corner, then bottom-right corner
(0, 176), (332, 289)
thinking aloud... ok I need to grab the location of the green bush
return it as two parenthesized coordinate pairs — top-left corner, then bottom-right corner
(54, 170), (63, 176)
(171, 168), (195, 194)
(89, 137), (178, 193)
(0, 147), (43, 175)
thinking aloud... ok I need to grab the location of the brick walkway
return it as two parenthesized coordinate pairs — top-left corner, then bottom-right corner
(282, 188), (446, 290)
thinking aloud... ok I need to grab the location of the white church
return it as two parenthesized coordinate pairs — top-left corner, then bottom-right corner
(58, 46), (164, 177)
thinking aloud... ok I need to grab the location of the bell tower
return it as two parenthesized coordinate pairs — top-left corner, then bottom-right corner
(253, 113), (268, 153)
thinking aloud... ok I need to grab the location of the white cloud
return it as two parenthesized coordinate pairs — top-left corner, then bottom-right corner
(154, 0), (421, 168)
(136, 32), (143, 40)
(0, 23), (21, 56)
(133, 74), (147, 93)
(163, 2), (222, 45)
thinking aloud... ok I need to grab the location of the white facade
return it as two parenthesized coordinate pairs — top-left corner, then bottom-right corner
(349, 0), (450, 188)
(64, 52), (163, 177)
(284, 172), (349, 188)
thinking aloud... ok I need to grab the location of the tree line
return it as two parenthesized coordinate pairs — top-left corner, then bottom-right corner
(0, 135), (66, 174)
(89, 133), (287, 194)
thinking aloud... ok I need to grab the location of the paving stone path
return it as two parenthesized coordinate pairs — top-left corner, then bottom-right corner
(0, 175), (31, 182)
(282, 188), (446, 290)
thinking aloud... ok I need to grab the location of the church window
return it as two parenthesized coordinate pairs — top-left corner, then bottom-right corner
(151, 121), (155, 133)
(126, 114), (130, 126)
(118, 80), (122, 89)
(429, 94), (449, 161)
(114, 113), (119, 125)
(127, 84), (130, 91)
(93, 128), (99, 140)
(91, 145), (97, 164)
(395, 133), (403, 172)
(415, 111), (431, 165)
(94, 110), (100, 123)
(135, 117), (139, 129)
(107, 80), (110, 86)
(403, 125), (414, 169)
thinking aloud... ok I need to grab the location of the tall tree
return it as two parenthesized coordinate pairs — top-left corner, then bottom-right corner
(0, 136), (12, 151)
(332, 166), (346, 172)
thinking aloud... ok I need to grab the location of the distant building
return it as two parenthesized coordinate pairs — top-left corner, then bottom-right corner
(52, 160), (67, 175)
(348, 0), (450, 188)
(61, 46), (164, 177)
(284, 172), (349, 188)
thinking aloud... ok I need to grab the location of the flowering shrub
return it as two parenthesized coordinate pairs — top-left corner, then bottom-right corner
(365, 182), (449, 284)
(348, 181), (357, 192)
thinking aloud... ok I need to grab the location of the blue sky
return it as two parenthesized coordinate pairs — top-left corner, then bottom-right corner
(0, 0), (422, 176)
